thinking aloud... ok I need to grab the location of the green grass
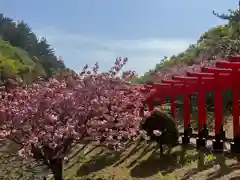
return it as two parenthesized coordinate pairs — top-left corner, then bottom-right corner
(1, 140), (240, 180)
(57, 141), (240, 180)
(1, 118), (239, 180)
(0, 140), (49, 180)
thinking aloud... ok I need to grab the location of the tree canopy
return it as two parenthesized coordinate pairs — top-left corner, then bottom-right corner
(0, 13), (66, 84)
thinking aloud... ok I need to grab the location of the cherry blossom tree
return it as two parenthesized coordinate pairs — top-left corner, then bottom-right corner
(0, 57), (149, 180)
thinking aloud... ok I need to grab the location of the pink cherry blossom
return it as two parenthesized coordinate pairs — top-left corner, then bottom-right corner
(0, 57), (150, 180)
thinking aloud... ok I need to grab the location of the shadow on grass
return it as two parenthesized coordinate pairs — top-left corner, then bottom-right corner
(76, 141), (147, 177)
(205, 161), (240, 180)
(76, 149), (121, 176)
(65, 143), (94, 171)
(181, 149), (234, 180)
(180, 152), (216, 180)
(72, 141), (239, 179)
(130, 145), (198, 178)
(65, 141), (126, 172)
(113, 141), (147, 167)
(126, 144), (155, 168)
(68, 143), (89, 160)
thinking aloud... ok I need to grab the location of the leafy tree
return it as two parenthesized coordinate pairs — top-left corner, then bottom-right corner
(0, 13), (66, 80)
(0, 40), (46, 84)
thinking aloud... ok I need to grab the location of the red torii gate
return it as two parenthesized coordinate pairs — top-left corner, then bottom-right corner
(172, 75), (215, 148)
(142, 56), (240, 153)
(215, 60), (240, 152)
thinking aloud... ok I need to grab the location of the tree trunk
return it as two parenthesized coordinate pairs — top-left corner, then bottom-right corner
(49, 158), (63, 180)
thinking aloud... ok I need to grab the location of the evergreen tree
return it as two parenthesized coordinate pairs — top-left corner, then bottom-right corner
(0, 13), (66, 80)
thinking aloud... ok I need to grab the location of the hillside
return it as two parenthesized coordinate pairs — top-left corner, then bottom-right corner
(0, 13), (66, 84)
(2, 6), (240, 180)
(138, 9), (240, 83)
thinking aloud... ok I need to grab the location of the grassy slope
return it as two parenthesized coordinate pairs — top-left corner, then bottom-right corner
(59, 119), (238, 180)
(0, 119), (239, 180)
(137, 23), (233, 83)
(63, 141), (240, 180)
(0, 140), (49, 180)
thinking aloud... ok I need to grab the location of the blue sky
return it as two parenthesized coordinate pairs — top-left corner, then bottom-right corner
(0, 0), (237, 75)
